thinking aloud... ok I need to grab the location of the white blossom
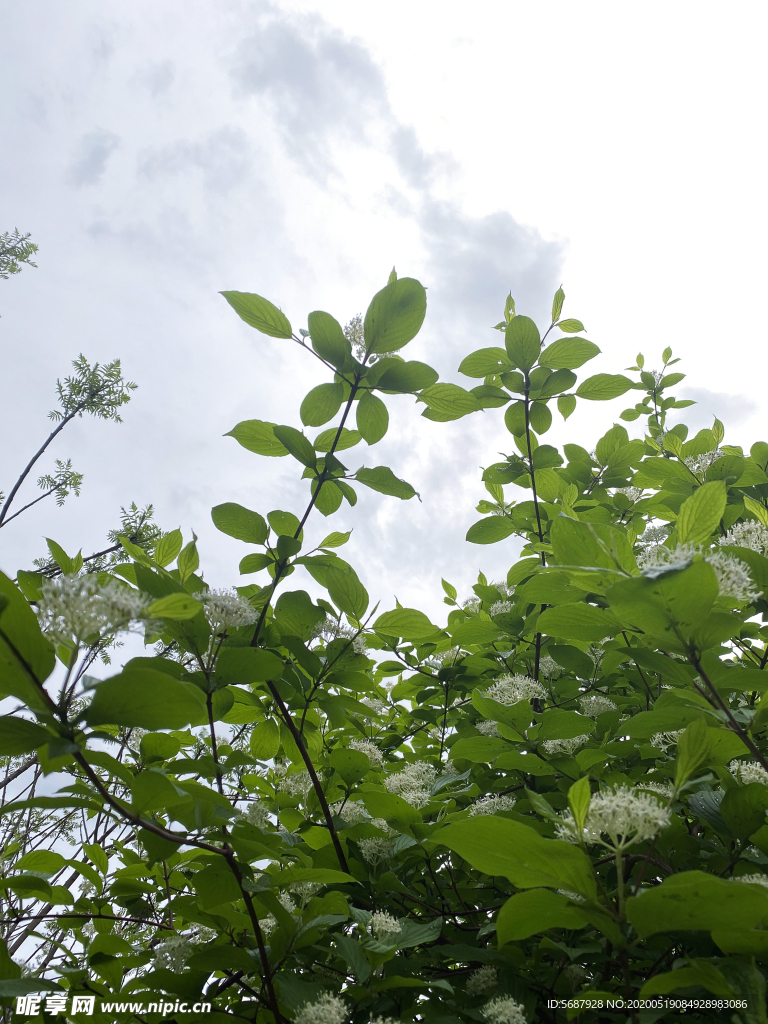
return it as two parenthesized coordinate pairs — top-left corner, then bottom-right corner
(279, 770), (312, 800)
(579, 694), (617, 717)
(492, 581), (512, 597)
(312, 615), (354, 642)
(640, 524), (670, 546)
(349, 737), (384, 768)
(615, 486), (643, 503)
(463, 597), (481, 614)
(482, 995), (527, 1024)
(721, 520), (768, 557)
(637, 540), (761, 600)
(486, 674), (546, 705)
(637, 781), (675, 800)
(466, 964), (498, 995)
(370, 910), (401, 938)
(538, 656), (560, 678)
(331, 800), (368, 824)
(358, 837), (394, 865)
(152, 935), (192, 973)
(542, 734), (590, 756)
(729, 760), (768, 786)
(489, 600), (513, 616)
(650, 730), (684, 753)
(684, 449), (724, 476)
(295, 992), (348, 1024)
(370, 817), (397, 836)
(361, 697), (389, 720)
(290, 881), (323, 903)
(476, 720), (500, 737)
(556, 785), (671, 850)
(38, 574), (149, 643)
(195, 588), (258, 633)
(732, 873), (768, 889)
(245, 799), (271, 828)
(470, 794), (516, 817)
(352, 634), (367, 655)
(385, 761), (437, 808)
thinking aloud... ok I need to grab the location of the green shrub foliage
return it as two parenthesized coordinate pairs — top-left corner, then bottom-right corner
(2, 273), (768, 1023)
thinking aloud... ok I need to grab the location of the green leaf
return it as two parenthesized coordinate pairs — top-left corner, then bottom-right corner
(220, 290), (292, 338)
(216, 648), (284, 683)
(268, 510), (302, 537)
(436, 818), (596, 898)
(744, 495), (768, 527)
(640, 962), (735, 999)
(355, 466), (417, 500)
(319, 531), (351, 548)
(0, 570), (55, 709)
(364, 277), (427, 355)
(505, 315), (541, 371)
(466, 517), (516, 545)
(0, 718), (51, 756)
(211, 503), (268, 544)
(356, 391), (389, 444)
(329, 749), (370, 785)
(140, 733), (181, 763)
(147, 594), (203, 621)
(537, 605), (622, 643)
(274, 591), (326, 641)
(674, 718), (711, 789)
(84, 668), (206, 729)
(497, 889), (589, 943)
(375, 360), (439, 392)
(556, 319), (585, 333)
(551, 287), (565, 322)
(225, 419), (288, 457)
(324, 566), (369, 618)
(449, 620), (503, 646)
(300, 383), (344, 427)
(153, 529), (183, 567)
(418, 383), (481, 420)
(677, 481), (727, 544)
(45, 538), (74, 574)
(540, 338), (600, 370)
(576, 374), (634, 400)
(458, 348), (513, 378)
(449, 736), (509, 762)
(720, 784), (768, 839)
(314, 427), (361, 452)
(537, 710), (594, 741)
(272, 425), (317, 468)
(374, 608), (439, 641)
(250, 719), (280, 760)
(626, 870), (768, 937)
(567, 776), (592, 832)
(239, 553), (274, 574)
(308, 310), (352, 368)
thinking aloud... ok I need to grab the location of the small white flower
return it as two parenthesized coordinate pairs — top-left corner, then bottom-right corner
(684, 449), (724, 476)
(469, 794), (516, 817)
(312, 615), (353, 641)
(476, 720), (500, 737)
(279, 770), (312, 800)
(482, 995), (527, 1024)
(579, 694), (617, 717)
(463, 597), (481, 614)
(721, 520), (768, 557)
(331, 800), (368, 825)
(431, 646), (460, 666)
(486, 674), (546, 705)
(542, 734), (590, 756)
(729, 760), (768, 786)
(707, 550), (762, 602)
(370, 910), (401, 938)
(349, 737), (384, 768)
(295, 992), (348, 1024)
(361, 697), (389, 720)
(370, 817), (397, 836)
(466, 964), (498, 995)
(538, 656), (560, 679)
(358, 837), (394, 865)
(640, 524), (670, 546)
(637, 781), (675, 800)
(650, 730), (684, 753)
(290, 881), (323, 902)
(384, 761), (437, 809)
(245, 799), (271, 828)
(352, 634), (367, 655)
(38, 574), (150, 643)
(489, 600), (513, 616)
(195, 588), (258, 633)
(556, 784), (671, 850)
(152, 935), (192, 974)
(615, 486), (643, 502)
(731, 873), (768, 889)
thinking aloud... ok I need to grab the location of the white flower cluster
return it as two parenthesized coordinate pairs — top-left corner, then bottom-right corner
(37, 574), (150, 643)
(470, 794), (517, 817)
(371, 817), (397, 836)
(370, 910), (401, 938)
(637, 542), (761, 601)
(352, 634), (367, 655)
(463, 597), (481, 614)
(486, 674), (546, 705)
(331, 800), (368, 825)
(542, 734), (590, 756)
(579, 694), (617, 717)
(538, 656), (560, 679)
(476, 720), (500, 737)
(361, 697), (389, 720)
(482, 995), (527, 1024)
(245, 799), (271, 828)
(729, 760), (768, 786)
(279, 770), (312, 800)
(349, 737), (384, 767)
(344, 313), (366, 360)
(556, 785), (671, 850)
(684, 449), (724, 476)
(466, 964), (498, 995)
(721, 520), (768, 556)
(489, 600), (513, 616)
(295, 992), (348, 1024)
(732, 873), (768, 889)
(152, 935), (192, 974)
(430, 646), (460, 666)
(615, 486), (643, 503)
(291, 880), (323, 903)
(384, 760), (437, 808)
(637, 781), (675, 799)
(195, 589), (258, 633)
(312, 616), (366, 652)
(650, 730), (684, 753)
(358, 837), (394, 866)
(640, 524), (670, 546)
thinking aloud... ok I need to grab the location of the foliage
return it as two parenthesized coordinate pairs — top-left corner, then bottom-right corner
(0, 229), (37, 281)
(2, 272), (768, 1024)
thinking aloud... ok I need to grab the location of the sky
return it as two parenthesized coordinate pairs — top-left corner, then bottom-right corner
(2, 0), (767, 642)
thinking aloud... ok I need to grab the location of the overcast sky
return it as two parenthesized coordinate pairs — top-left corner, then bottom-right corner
(2, 1), (767, 634)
